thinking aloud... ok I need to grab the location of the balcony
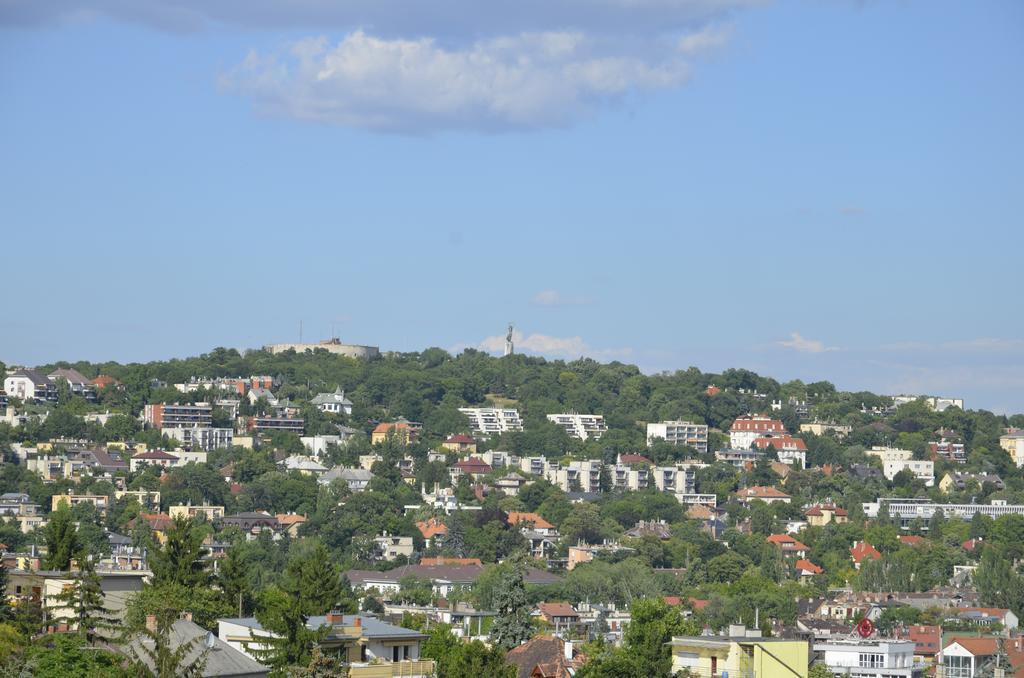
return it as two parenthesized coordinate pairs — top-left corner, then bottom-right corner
(347, 659), (437, 677)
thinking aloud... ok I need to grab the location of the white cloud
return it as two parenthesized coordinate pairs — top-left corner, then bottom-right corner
(531, 290), (590, 306)
(777, 332), (839, 354)
(476, 329), (632, 360)
(222, 28), (723, 133)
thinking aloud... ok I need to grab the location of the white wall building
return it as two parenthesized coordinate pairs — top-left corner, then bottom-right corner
(547, 413), (607, 441)
(547, 460), (602, 493)
(646, 421), (709, 453)
(729, 415), (786, 450)
(866, 447), (914, 463)
(813, 639), (919, 677)
(883, 460), (935, 487)
(458, 407), (524, 437)
(310, 387), (353, 415)
(162, 426), (233, 451)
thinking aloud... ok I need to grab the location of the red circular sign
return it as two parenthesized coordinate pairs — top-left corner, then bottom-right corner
(856, 618), (874, 638)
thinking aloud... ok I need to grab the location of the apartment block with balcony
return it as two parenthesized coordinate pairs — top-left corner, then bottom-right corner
(547, 413), (607, 441)
(458, 407), (524, 437)
(813, 639), (921, 677)
(671, 625), (810, 677)
(162, 426), (233, 451)
(647, 420), (709, 453)
(143, 403), (213, 429)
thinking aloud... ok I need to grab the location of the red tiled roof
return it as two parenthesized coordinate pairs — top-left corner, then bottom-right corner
(420, 557), (480, 566)
(795, 559), (823, 575)
(275, 514), (307, 525)
(453, 458), (492, 473)
(851, 541), (882, 563)
(805, 504), (848, 517)
(373, 422), (412, 434)
(688, 597), (709, 611)
(900, 625), (941, 656)
(767, 534), (809, 551)
(963, 538), (983, 551)
(618, 454), (653, 465)
(445, 434), (476, 445)
(730, 416), (786, 433)
(507, 512), (554, 530)
(416, 517), (449, 539)
(899, 535), (926, 547)
(754, 435), (807, 451)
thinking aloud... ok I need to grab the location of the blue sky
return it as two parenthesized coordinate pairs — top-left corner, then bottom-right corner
(1, 0), (1022, 413)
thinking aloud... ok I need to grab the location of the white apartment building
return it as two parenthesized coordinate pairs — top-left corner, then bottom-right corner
(547, 460), (602, 493)
(611, 465), (650, 491)
(458, 407), (524, 437)
(646, 421), (709, 453)
(883, 459), (935, 487)
(866, 446), (914, 463)
(652, 465), (698, 496)
(162, 426), (233, 451)
(520, 456), (559, 477)
(547, 413), (607, 441)
(813, 639), (920, 678)
(863, 498), (1024, 528)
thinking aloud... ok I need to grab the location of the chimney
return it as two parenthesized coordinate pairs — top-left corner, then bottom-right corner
(354, 617), (362, 628)
(325, 611), (344, 624)
(181, 611), (193, 622)
(146, 615), (158, 633)
(563, 639), (574, 661)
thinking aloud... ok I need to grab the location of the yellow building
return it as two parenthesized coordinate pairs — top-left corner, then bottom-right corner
(670, 627), (809, 678)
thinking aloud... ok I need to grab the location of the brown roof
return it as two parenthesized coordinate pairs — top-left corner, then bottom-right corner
(537, 602), (578, 619)
(735, 486), (790, 500)
(445, 434), (476, 444)
(453, 458), (492, 473)
(618, 454), (653, 465)
(275, 514), (307, 525)
(416, 517), (449, 539)
(420, 557), (480, 566)
(506, 636), (584, 678)
(767, 534), (809, 551)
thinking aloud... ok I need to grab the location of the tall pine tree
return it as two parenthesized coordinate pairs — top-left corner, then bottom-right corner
(489, 556), (533, 649)
(44, 502), (80, 571)
(51, 551), (112, 643)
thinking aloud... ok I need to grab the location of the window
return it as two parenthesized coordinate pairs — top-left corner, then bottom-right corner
(858, 653), (884, 668)
(393, 646), (400, 662)
(943, 655), (971, 678)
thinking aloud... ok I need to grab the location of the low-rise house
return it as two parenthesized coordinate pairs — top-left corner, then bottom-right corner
(939, 636), (1024, 677)
(281, 455), (328, 475)
(939, 472), (1004, 494)
(219, 613), (433, 676)
(372, 421), (420, 445)
(670, 624), (809, 677)
(7, 568), (149, 622)
(805, 504), (849, 527)
(883, 459), (935, 487)
(115, 489), (161, 512)
(851, 541), (882, 569)
(129, 449), (181, 472)
(449, 457), (492, 482)
(800, 422), (852, 437)
(895, 625), (941, 666)
(441, 434), (477, 454)
(494, 472), (526, 495)
(310, 386), (353, 415)
(715, 448), (765, 468)
(275, 513), (306, 538)
(318, 466), (374, 492)
(535, 602), (580, 633)
(625, 519), (672, 540)
(221, 512), (280, 535)
(735, 486), (792, 505)
(416, 517), (448, 548)
(101, 532), (147, 571)
(795, 559), (823, 579)
(124, 615), (269, 678)
(754, 435), (808, 469)
(3, 369), (57, 402)
(950, 607), (1018, 629)
(0, 493), (43, 533)
(505, 635), (586, 678)
(766, 534), (809, 558)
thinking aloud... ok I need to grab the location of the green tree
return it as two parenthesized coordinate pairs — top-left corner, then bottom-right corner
(25, 633), (124, 678)
(50, 552), (112, 643)
(489, 556), (533, 649)
(420, 624), (515, 678)
(44, 501), (80, 571)
(148, 516), (211, 589)
(623, 598), (701, 676)
(127, 613), (209, 678)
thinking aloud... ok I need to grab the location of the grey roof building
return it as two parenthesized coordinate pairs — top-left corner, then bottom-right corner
(124, 618), (269, 678)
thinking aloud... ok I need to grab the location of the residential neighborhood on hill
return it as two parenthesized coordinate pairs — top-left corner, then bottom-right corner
(0, 345), (1020, 676)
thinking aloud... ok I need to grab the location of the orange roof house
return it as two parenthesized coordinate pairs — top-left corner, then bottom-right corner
(371, 421), (419, 445)
(507, 512), (555, 531)
(416, 517), (448, 541)
(767, 534), (809, 556)
(795, 559), (823, 577)
(851, 541), (882, 568)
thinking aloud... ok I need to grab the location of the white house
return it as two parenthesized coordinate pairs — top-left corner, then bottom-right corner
(310, 387), (353, 415)
(883, 460), (935, 487)
(729, 415), (786, 450)
(813, 639), (920, 677)
(3, 369), (53, 401)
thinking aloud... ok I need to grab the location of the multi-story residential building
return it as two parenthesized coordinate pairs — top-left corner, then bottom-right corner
(883, 459), (935, 487)
(547, 413), (607, 441)
(143, 403), (213, 429)
(520, 457), (558, 477)
(547, 460), (602, 493)
(310, 386), (353, 415)
(715, 448), (766, 467)
(646, 421), (709, 453)
(374, 534), (415, 562)
(800, 422), (853, 437)
(813, 639), (921, 677)
(863, 498), (1024, 527)
(1000, 431), (1024, 467)
(114, 489), (161, 512)
(611, 464), (650, 492)
(3, 369), (57, 402)
(168, 503), (225, 522)
(0, 493), (43, 533)
(652, 465), (697, 496)
(939, 472), (1004, 494)
(729, 415), (786, 449)
(51, 493), (110, 514)
(939, 636), (1024, 677)
(805, 504), (849, 527)
(249, 416), (305, 434)
(929, 438), (966, 463)
(458, 407), (524, 437)
(162, 426), (233, 451)
(48, 368), (96, 400)
(670, 625), (809, 677)
(866, 446), (914, 463)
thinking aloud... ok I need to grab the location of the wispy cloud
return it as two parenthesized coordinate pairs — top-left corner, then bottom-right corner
(475, 329), (632, 360)
(531, 290), (590, 307)
(777, 332), (839, 354)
